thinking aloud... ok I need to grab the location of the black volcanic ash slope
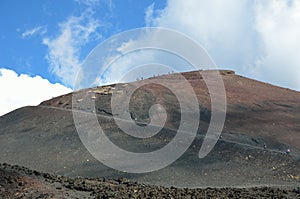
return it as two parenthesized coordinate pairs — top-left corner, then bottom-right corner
(0, 70), (299, 188)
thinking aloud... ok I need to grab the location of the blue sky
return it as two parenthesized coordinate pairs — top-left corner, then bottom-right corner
(0, 0), (166, 83)
(1, 0), (300, 116)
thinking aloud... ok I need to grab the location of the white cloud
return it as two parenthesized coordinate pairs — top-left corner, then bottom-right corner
(254, 0), (300, 90)
(0, 68), (72, 116)
(145, 0), (300, 90)
(74, 0), (99, 6)
(21, 26), (47, 39)
(146, 0), (256, 70)
(43, 9), (102, 87)
(145, 3), (155, 27)
(83, 29), (206, 87)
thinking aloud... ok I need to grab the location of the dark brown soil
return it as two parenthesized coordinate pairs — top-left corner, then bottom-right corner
(1, 163), (299, 199)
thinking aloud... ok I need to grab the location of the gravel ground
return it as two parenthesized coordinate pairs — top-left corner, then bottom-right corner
(1, 163), (299, 199)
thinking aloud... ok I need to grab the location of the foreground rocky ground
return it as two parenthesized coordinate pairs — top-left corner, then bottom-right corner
(1, 163), (299, 199)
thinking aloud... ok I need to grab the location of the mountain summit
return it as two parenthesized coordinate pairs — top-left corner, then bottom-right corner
(0, 70), (299, 188)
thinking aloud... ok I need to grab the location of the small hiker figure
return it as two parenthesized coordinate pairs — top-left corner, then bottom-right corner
(286, 148), (291, 154)
(263, 144), (267, 149)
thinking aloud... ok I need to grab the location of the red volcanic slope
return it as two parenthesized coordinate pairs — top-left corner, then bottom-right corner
(41, 70), (300, 149)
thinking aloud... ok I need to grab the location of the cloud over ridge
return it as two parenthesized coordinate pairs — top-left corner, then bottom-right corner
(145, 0), (300, 90)
(0, 68), (72, 116)
(43, 8), (102, 87)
